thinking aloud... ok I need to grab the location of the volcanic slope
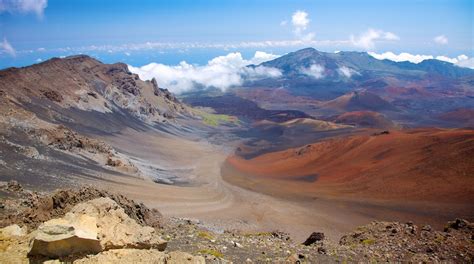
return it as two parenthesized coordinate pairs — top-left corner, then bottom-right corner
(0, 55), (195, 190)
(225, 128), (474, 204)
(333, 111), (396, 129)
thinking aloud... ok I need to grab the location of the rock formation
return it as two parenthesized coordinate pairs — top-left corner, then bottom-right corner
(28, 198), (167, 258)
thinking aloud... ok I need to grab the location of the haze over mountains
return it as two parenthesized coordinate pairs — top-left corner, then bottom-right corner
(184, 47), (474, 128)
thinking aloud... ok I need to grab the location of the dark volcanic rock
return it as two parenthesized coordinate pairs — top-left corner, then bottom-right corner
(6, 180), (23, 193)
(42, 90), (63, 102)
(303, 232), (325, 246)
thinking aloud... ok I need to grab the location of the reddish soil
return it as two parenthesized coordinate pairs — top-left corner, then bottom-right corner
(225, 128), (474, 203)
(438, 108), (474, 127)
(321, 90), (396, 112)
(334, 111), (395, 129)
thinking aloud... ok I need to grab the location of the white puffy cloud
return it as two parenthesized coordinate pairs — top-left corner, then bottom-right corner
(338, 66), (359, 78)
(250, 51), (280, 64)
(0, 38), (16, 57)
(435, 55), (457, 64)
(350, 28), (399, 50)
(300, 64), (325, 79)
(435, 55), (474, 69)
(0, 0), (48, 18)
(292, 11), (310, 33)
(434, 35), (448, 45)
(368, 51), (474, 69)
(456, 57), (474, 69)
(128, 51), (282, 94)
(290, 10), (315, 41)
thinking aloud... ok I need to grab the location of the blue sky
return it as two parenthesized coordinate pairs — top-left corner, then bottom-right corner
(0, 0), (472, 69)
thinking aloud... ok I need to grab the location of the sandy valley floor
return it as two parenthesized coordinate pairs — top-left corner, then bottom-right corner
(81, 127), (473, 242)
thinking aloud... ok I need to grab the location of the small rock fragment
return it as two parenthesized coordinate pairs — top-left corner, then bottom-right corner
(303, 232), (325, 246)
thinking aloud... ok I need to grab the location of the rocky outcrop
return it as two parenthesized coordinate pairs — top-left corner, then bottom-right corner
(29, 215), (102, 257)
(68, 197), (167, 251)
(0, 186), (162, 231)
(0, 55), (190, 124)
(28, 198), (166, 258)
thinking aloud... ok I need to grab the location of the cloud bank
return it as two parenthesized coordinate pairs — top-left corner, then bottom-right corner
(128, 51), (282, 94)
(368, 51), (474, 69)
(0, 38), (16, 57)
(0, 0), (48, 18)
(350, 28), (399, 50)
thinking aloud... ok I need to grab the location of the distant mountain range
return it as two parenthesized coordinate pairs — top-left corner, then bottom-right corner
(246, 47), (474, 100)
(259, 47), (472, 79)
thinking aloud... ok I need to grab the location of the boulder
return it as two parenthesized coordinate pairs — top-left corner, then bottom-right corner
(28, 197), (166, 258)
(29, 214), (101, 257)
(302, 232), (325, 246)
(68, 197), (167, 251)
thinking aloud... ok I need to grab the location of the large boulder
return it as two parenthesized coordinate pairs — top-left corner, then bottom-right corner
(29, 214), (101, 257)
(68, 197), (167, 251)
(28, 197), (167, 258)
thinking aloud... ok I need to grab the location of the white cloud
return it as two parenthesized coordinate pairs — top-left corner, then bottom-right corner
(0, 38), (16, 57)
(292, 10), (310, 33)
(0, 0), (48, 18)
(338, 66), (359, 78)
(456, 58), (474, 69)
(280, 20), (288, 26)
(350, 28), (399, 49)
(435, 54), (474, 68)
(300, 64), (325, 79)
(435, 55), (456, 64)
(434, 35), (448, 45)
(368, 51), (474, 69)
(251, 51), (280, 64)
(128, 51), (282, 94)
(368, 51), (433, 63)
(290, 10), (315, 41)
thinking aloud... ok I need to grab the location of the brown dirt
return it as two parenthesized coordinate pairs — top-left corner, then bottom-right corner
(226, 128), (474, 203)
(334, 110), (396, 129)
